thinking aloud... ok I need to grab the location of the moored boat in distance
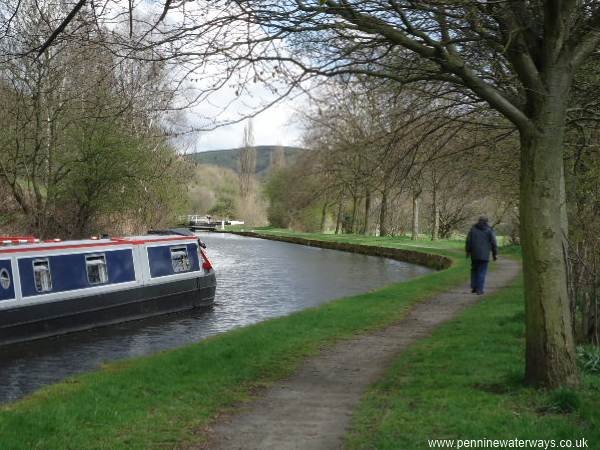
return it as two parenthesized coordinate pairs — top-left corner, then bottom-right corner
(184, 214), (245, 232)
(0, 232), (216, 346)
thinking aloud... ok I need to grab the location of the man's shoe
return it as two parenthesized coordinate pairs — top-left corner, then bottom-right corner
(471, 288), (477, 293)
(476, 290), (484, 295)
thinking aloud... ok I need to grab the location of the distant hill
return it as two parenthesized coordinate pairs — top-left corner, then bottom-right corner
(185, 145), (304, 174)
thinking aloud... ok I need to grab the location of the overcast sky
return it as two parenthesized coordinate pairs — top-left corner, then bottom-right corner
(122, 1), (307, 153)
(189, 98), (304, 152)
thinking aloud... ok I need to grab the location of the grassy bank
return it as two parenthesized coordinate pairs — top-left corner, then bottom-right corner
(225, 226), (469, 253)
(0, 232), (470, 449)
(346, 274), (600, 449)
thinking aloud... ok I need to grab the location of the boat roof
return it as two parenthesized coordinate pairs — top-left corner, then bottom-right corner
(0, 234), (197, 255)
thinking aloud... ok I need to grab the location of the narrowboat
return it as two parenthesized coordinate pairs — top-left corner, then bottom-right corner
(0, 231), (216, 346)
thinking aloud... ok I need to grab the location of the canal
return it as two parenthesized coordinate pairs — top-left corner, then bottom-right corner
(0, 233), (432, 403)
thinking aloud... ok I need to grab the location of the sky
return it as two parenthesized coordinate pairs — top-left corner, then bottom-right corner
(120, 0), (308, 153)
(175, 59), (308, 154)
(187, 97), (304, 153)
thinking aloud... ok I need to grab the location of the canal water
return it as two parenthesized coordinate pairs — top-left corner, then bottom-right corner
(0, 233), (432, 403)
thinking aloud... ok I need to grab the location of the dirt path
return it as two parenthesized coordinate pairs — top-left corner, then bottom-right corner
(203, 258), (521, 450)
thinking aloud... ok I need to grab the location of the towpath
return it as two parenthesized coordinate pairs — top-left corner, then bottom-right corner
(201, 257), (521, 450)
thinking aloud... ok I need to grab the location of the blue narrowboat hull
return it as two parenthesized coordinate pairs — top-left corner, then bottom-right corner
(0, 232), (217, 346)
(0, 272), (216, 346)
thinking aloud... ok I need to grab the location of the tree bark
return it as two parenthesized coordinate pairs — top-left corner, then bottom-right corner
(379, 184), (388, 237)
(411, 192), (419, 240)
(320, 202), (328, 232)
(520, 76), (579, 387)
(432, 204), (440, 241)
(431, 178), (439, 240)
(362, 189), (371, 235)
(350, 194), (358, 234)
(335, 201), (342, 235)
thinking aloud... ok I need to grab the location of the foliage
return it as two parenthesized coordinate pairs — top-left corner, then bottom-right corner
(208, 196), (236, 218)
(264, 169), (293, 228)
(264, 161), (324, 231)
(186, 161), (267, 225)
(187, 164), (238, 215)
(239, 121), (257, 199)
(0, 5), (185, 238)
(577, 346), (600, 374)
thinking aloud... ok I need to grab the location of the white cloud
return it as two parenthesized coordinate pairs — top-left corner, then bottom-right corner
(115, 1), (309, 153)
(191, 99), (303, 151)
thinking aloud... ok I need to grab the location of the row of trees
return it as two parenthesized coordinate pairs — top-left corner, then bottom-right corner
(267, 79), (518, 239)
(266, 73), (599, 350)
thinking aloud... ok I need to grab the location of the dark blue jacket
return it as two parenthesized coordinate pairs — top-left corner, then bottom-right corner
(466, 222), (497, 261)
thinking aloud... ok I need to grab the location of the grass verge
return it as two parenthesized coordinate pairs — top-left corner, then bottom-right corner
(345, 274), (600, 449)
(0, 232), (470, 449)
(226, 226), (468, 253)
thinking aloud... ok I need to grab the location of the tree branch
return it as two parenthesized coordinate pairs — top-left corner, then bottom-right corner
(35, 0), (86, 57)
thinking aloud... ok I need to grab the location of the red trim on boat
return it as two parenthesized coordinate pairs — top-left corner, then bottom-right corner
(112, 236), (197, 245)
(0, 241), (128, 254)
(0, 236), (39, 244)
(0, 236), (197, 254)
(200, 248), (213, 271)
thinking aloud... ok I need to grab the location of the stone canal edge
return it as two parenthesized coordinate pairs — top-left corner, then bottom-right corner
(215, 231), (454, 270)
(194, 234), (521, 450)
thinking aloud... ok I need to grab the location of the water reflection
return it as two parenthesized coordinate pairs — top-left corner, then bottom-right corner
(0, 233), (431, 403)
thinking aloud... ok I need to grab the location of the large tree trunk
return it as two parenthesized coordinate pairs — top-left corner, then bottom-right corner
(520, 79), (579, 387)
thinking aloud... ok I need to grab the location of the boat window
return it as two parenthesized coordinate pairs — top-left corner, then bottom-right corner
(170, 246), (191, 273)
(0, 268), (10, 290)
(33, 259), (52, 292)
(86, 254), (108, 285)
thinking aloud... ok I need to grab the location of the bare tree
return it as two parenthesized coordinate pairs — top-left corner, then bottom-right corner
(269, 146), (286, 172)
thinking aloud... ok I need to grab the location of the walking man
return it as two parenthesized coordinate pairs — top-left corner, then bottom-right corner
(466, 216), (498, 295)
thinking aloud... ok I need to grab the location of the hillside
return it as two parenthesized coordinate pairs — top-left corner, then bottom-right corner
(186, 145), (303, 174)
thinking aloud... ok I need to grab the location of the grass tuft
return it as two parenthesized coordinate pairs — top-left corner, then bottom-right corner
(578, 345), (600, 374)
(544, 387), (581, 414)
